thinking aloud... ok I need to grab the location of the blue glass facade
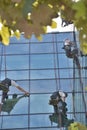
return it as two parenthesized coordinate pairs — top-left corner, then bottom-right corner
(0, 32), (86, 129)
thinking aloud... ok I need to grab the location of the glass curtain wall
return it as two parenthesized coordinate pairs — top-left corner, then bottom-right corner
(0, 32), (86, 130)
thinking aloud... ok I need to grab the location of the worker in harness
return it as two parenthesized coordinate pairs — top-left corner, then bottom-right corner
(62, 39), (81, 69)
(62, 39), (77, 58)
(0, 78), (29, 113)
(49, 90), (68, 113)
(49, 90), (74, 127)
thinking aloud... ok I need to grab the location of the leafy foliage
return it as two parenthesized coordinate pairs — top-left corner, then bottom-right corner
(68, 122), (87, 130)
(0, 0), (87, 52)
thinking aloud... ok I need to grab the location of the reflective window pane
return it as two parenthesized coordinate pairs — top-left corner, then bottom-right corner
(30, 54), (54, 69)
(0, 32), (86, 129)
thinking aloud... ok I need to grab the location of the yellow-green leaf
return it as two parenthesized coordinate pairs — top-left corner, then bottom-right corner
(0, 26), (10, 45)
(68, 122), (87, 130)
(72, 1), (86, 19)
(51, 20), (57, 29)
(43, 26), (47, 33)
(68, 122), (78, 130)
(14, 30), (21, 39)
(36, 35), (42, 41)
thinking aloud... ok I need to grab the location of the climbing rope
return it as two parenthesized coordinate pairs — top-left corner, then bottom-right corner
(72, 28), (80, 119)
(52, 33), (59, 90)
(54, 34), (61, 90)
(28, 39), (31, 128)
(61, 19), (87, 128)
(72, 58), (76, 120)
(52, 33), (63, 129)
(73, 27), (87, 125)
(84, 56), (87, 125)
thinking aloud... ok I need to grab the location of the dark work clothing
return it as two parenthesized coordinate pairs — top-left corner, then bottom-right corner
(54, 100), (67, 114)
(63, 44), (78, 58)
(50, 91), (67, 101)
(63, 45), (81, 69)
(0, 78), (11, 102)
(49, 91), (61, 105)
(51, 91), (60, 100)
(49, 91), (68, 115)
(1, 78), (11, 86)
(0, 78), (28, 105)
(0, 78), (11, 92)
(2, 92), (8, 102)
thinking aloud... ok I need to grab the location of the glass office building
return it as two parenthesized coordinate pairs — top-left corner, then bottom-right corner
(0, 32), (87, 130)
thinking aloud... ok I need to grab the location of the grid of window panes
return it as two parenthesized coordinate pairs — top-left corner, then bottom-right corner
(0, 32), (86, 130)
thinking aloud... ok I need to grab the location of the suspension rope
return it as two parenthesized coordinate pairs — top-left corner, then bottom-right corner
(52, 34), (59, 90)
(72, 57), (77, 120)
(71, 29), (76, 120)
(73, 27), (87, 124)
(55, 34), (61, 90)
(28, 39), (31, 129)
(81, 45), (87, 123)
(66, 55), (76, 119)
(52, 33), (64, 129)
(55, 35), (62, 130)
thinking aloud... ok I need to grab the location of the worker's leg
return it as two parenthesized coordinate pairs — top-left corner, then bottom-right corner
(54, 105), (58, 113)
(2, 92), (8, 103)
